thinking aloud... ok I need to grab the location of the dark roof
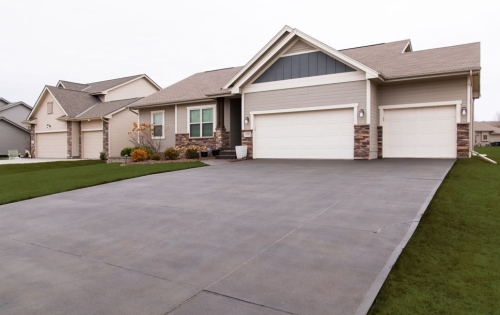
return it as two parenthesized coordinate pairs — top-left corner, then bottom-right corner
(46, 86), (101, 118)
(341, 40), (480, 78)
(131, 67), (242, 107)
(58, 81), (90, 91)
(77, 98), (142, 118)
(0, 116), (30, 132)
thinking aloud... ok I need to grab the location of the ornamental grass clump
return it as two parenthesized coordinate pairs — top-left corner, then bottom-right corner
(185, 146), (199, 159)
(164, 147), (180, 160)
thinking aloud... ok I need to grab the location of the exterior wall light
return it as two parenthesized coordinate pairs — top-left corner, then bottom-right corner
(244, 117), (249, 124)
(46, 124), (51, 128)
(359, 109), (364, 118)
(461, 107), (467, 116)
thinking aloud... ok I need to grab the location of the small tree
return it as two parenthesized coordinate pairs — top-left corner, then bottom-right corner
(128, 122), (165, 154)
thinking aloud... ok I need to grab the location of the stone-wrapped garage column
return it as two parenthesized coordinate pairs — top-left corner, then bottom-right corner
(242, 130), (253, 158)
(457, 123), (470, 158)
(354, 125), (370, 160)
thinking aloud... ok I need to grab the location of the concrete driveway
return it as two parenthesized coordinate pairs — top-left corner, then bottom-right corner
(0, 159), (454, 315)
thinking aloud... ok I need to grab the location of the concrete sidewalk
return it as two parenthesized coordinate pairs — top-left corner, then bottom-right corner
(0, 158), (83, 165)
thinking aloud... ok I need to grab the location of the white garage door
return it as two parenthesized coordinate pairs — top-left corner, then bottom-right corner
(83, 131), (103, 159)
(37, 132), (67, 158)
(253, 108), (354, 159)
(383, 106), (456, 158)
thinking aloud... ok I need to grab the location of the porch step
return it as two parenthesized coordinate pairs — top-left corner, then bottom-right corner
(215, 149), (236, 159)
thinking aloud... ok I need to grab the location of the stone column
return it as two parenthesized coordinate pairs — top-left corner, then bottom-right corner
(215, 127), (226, 149)
(78, 121), (82, 158)
(242, 130), (253, 158)
(30, 125), (36, 158)
(67, 121), (72, 159)
(377, 126), (383, 158)
(103, 120), (109, 157)
(354, 125), (370, 160)
(457, 123), (470, 158)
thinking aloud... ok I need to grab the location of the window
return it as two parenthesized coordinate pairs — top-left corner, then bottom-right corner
(482, 134), (488, 141)
(189, 107), (214, 137)
(47, 102), (53, 114)
(151, 110), (164, 138)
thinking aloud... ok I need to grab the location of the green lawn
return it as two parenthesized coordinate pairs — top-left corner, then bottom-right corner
(0, 160), (205, 205)
(368, 147), (500, 315)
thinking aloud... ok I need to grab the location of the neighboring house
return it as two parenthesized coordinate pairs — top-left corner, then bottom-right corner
(0, 99), (31, 156)
(474, 121), (500, 146)
(129, 26), (480, 160)
(24, 75), (161, 159)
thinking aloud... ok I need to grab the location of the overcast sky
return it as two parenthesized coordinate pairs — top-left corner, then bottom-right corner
(1, 0), (498, 120)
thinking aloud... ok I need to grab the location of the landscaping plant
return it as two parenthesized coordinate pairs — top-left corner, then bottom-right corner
(164, 147), (180, 160)
(184, 146), (199, 159)
(131, 149), (148, 162)
(120, 147), (133, 156)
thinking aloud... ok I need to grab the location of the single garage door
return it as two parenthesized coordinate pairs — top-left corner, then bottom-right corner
(83, 131), (103, 159)
(383, 106), (456, 158)
(36, 132), (67, 158)
(253, 108), (354, 159)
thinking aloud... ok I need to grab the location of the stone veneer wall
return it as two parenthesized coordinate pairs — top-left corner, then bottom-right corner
(377, 126), (383, 158)
(66, 121), (72, 159)
(215, 127), (226, 149)
(354, 125), (370, 160)
(30, 125), (36, 158)
(242, 130), (253, 158)
(103, 121), (109, 157)
(78, 122), (82, 158)
(457, 123), (470, 158)
(175, 134), (216, 155)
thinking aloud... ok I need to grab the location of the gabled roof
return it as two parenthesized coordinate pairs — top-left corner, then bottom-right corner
(0, 97), (10, 106)
(46, 86), (101, 118)
(130, 67), (242, 108)
(474, 121), (500, 134)
(341, 41), (481, 79)
(0, 101), (32, 112)
(56, 74), (161, 95)
(77, 98), (141, 119)
(0, 116), (30, 132)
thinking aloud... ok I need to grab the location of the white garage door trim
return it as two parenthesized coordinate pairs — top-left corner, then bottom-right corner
(83, 131), (103, 159)
(251, 104), (358, 160)
(380, 101), (461, 158)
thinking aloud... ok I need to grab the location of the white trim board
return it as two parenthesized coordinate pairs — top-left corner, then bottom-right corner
(81, 128), (104, 132)
(186, 104), (217, 138)
(249, 103), (359, 129)
(243, 71), (365, 94)
(379, 100), (463, 126)
(366, 80), (371, 125)
(35, 130), (67, 134)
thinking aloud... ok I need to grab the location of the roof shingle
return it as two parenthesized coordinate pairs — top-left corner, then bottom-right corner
(77, 98), (142, 119)
(46, 86), (101, 118)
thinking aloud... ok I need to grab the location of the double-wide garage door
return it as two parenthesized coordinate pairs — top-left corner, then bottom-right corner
(83, 131), (103, 159)
(37, 132), (67, 158)
(253, 108), (354, 159)
(383, 106), (456, 158)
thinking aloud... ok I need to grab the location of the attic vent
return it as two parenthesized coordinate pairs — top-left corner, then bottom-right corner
(253, 51), (355, 84)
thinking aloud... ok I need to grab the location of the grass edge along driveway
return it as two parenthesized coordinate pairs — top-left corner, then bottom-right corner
(0, 160), (205, 205)
(368, 147), (500, 315)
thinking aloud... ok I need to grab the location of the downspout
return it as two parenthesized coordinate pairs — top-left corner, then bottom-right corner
(469, 70), (473, 156)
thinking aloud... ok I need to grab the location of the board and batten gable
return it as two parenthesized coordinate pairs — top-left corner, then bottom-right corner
(104, 77), (159, 102)
(108, 109), (138, 156)
(138, 106), (175, 149)
(378, 78), (468, 123)
(32, 92), (67, 132)
(242, 80), (367, 130)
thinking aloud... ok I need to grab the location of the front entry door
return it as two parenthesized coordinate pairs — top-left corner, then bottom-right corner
(230, 99), (242, 147)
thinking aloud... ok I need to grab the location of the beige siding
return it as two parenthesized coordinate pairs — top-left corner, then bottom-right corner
(283, 40), (317, 56)
(109, 109), (137, 156)
(105, 78), (159, 102)
(138, 106), (175, 150)
(243, 81), (367, 130)
(71, 121), (79, 157)
(370, 81), (378, 159)
(81, 119), (103, 131)
(378, 78), (468, 123)
(32, 92), (67, 131)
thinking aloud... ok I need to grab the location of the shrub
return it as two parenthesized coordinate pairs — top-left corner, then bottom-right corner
(164, 147), (180, 160)
(151, 153), (161, 161)
(185, 146), (199, 159)
(99, 152), (107, 161)
(120, 147), (133, 156)
(133, 146), (154, 159)
(131, 149), (148, 162)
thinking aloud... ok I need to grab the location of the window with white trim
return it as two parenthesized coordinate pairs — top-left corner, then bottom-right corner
(151, 110), (164, 139)
(189, 107), (214, 137)
(482, 134), (488, 141)
(47, 102), (53, 115)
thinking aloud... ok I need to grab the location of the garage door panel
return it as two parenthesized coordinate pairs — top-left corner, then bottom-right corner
(83, 131), (103, 159)
(383, 106), (456, 158)
(254, 109), (354, 159)
(37, 132), (67, 158)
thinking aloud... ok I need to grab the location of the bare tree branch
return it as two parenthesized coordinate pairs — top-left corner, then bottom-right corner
(127, 122), (167, 154)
